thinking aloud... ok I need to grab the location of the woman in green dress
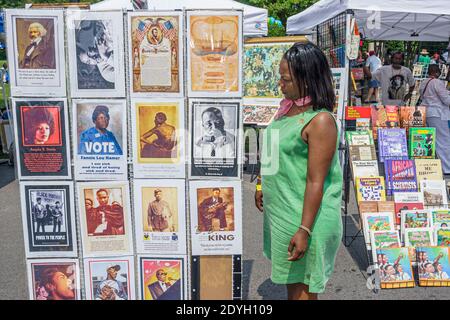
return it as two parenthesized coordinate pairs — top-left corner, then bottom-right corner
(255, 42), (343, 300)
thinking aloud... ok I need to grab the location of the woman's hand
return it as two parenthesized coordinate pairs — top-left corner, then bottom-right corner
(254, 190), (263, 212)
(288, 229), (309, 261)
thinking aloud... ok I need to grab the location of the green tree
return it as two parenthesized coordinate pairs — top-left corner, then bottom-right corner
(238, 0), (319, 36)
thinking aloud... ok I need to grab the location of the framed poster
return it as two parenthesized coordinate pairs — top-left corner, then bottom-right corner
(12, 98), (71, 180)
(243, 37), (304, 100)
(133, 179), (187, 255)
(27, 258), (81, 300)
(20, 181), (77, 258)
(77, 181), (133, 257)
(242, 103), (279, 126)
(189, 99), (241, 179)
(72, 99), (127, 181)
(375, 247), (415, 289)
(187, 10), (242, 98)
(128, 11), (183, 97)
(83, 256), (135, 300)
(138, 255), (187, 300)
(6, 9), (66, 97)
(331, 67), (347, 122)
(189, 180), (243, 256)
(131, 98), (185, 178)
(66, 10), (126, 98)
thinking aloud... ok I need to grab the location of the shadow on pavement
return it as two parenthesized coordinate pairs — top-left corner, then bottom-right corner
(242, 259), (253, 300)
(257, 279), (286, 300)
(0, 163), (15, 189)
(342, 215), (372, 274)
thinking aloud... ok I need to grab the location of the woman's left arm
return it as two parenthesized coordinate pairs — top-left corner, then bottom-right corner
(288, 112), (338, 261)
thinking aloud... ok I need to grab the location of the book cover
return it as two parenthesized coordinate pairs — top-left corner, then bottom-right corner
(377, 128), (408, 162)
(362, 212), (396, 245)
(414, 159), (443, 185)
(394, 192), (424, 226)
(409, 127), (436, 159)
(376, 247), (414, 289)
(356, 118), (371, 131)
(431, 209), (450, 229)
(345, 106), (372, 120)
(370, 230), (401, 262)
(435, 228), (450, 246)
(371, 105), (399, 140)
(356, 177), (386, 203)
(421, 180), (448, 207)
(404, 228), (434, 247)
(416, 246), (450, 286)
(345, 130), (374, 146)
(400, 106), (426, 136)
(351, 160), (379, 181)
(384, 159), (418, 196)
(349, 145), (377, 161)
(401, 209), (432, 240)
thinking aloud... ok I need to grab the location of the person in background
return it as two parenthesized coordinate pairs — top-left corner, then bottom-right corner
(418, 49), (431, 65)
(363, 50), (382, 103)
(419, 64), (450, 174)
(366, 51), (415, 106)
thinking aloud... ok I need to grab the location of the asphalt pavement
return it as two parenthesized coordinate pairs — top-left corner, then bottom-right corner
(1, 166), (450, 300)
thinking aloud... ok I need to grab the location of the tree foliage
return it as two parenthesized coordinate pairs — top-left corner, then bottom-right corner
(238, 0), (319, 36)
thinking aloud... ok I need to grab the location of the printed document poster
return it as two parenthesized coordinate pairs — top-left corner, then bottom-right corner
(27, 258), (81, 300)
(133, 179), (187, 255)
(77, 181), (133, 257)
(189, 99), (241, 179)
(66, 10), (125, 98)
(83, 256), (135, 300)
(6, 9), (66, 97)
(128, 11), (183, 97)
(131, 98), (185, 178)
(138, 255), (187, 300)
(12, 98), (71, 180)
(189, 180), (243, 255)
(72, 99), (127, 180)
(187, 10), (242, 97)
(20, 181), (77, 258)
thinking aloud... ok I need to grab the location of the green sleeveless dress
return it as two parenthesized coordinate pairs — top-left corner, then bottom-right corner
(261, 108), (343, 293)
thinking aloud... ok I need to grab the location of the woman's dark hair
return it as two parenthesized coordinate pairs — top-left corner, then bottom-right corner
(282, 42), (335, 112)
(92, 105), (110, 123)
(428, 64), (440, 76)
(25, 107), (55, 144)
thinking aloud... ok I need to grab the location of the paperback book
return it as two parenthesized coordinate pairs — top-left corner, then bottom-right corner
(416, 246), (450, 286)
(351, 160), (379, 181)
(399, 106), (426, 136)
(414, 159), (443, 185)
(346, 130), (374, 146)
(409, 127), (436, 159)
(394, 192), (424, 227)
(376, 247), (414, 289)
(421, 180), (448, 207)
(349, 145), (377, 161)
(371, 105), (399, 140)
(356, 177), (386, 203)
(377, 128), (408, 162)
(384, 159), (418, 196)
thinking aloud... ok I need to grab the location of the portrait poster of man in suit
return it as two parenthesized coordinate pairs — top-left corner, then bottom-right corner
(140, 258), (184, 300)
(16, 18), (56, 70)
(197, 187), (235, 232)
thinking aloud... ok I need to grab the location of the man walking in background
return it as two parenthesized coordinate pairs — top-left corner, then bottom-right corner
(363, 50), (382, 103)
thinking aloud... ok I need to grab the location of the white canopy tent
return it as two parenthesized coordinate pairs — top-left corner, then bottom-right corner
(91, 0), (268, 36)
(286, 0), (450, 42)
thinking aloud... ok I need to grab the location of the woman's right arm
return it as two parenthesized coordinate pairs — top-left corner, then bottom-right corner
(433, 80), (450, 107)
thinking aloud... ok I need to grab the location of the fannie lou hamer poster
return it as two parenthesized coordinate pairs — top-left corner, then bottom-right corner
(190, 99), (241, 178)
(20, 181), (77, 258)
(73, 99), (127, 181)
(66, 10), (125, 98)
(6, 9), (66, 97)
(13, 98), (71, 179)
